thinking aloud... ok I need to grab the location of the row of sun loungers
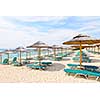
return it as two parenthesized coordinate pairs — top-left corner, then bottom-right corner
(64, 63), (100, 81)
(64, 68), (100, 81)
(0, 57), (53, 70)
(67, 63), (99, 71)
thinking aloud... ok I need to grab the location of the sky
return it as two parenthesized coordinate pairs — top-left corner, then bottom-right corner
(0, 16), (100, 49)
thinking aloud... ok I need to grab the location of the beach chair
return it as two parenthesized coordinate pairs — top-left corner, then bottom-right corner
(64, 68), (100, 81)
(13, 57), (17, 62)
(11, 57), (21, 66)
(64, 68), (88, 79)
(26, 63), (47, 70)
(12, 61), (21, 66)
(67, 63), (80, 69)
(0, 58), (9, 65)
(42, 62), (52, 66)
(55, 57), (62, 61)
(23, 60), (30, 64)
(84, 65), (98, 71)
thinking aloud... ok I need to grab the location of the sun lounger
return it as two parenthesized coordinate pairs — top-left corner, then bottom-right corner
(12, 62), (22, 66)
(67, 64), (80, 69)
(23, 60), (30, 64)
(67, 63), (80, 67)
(84, 65), (98, 71)
(12, 57), (17, 62)
(0, 58), (9, 65)
(67, 64), (98, 71)
(11, 57), (21, 66)
(64, 68), (100, 81)
(42, 62), (52, 65)
(26, 63), (47, 70)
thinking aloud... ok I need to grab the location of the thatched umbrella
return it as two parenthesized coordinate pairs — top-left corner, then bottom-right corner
(63, 34), (100, 66)
(16, 47), (25, 65)
(5, 49), (14, 64)
(27, 41), (50, 65)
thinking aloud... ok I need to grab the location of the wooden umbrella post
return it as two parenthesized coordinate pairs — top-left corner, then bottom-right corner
(54, 48), (56, 60)
(94, 46), (95, 53)
(8, 53), (9, 64)
(29, 51), (31, 58)
(61, 48), (63, 54)
(26, 52), (27, 59)
(0, 55), (2, 63)
(48, 48), (49, 56)
(19, 51), (21, 65)
(38, 48), (41, 66)
(80, 42), (82, 67)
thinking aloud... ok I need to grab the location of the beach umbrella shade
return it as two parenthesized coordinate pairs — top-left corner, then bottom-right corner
(16, 47), (26, 65)
(27, 41), (50, 65)
(63, 34), (100, 66)
(5, 50), (14, 64)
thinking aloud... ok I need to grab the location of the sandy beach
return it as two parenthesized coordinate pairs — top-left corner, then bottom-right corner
(0, 54), (100, 83)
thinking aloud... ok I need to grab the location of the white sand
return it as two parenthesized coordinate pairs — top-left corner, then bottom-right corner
(0, 60), (98, 83)
(0, 51), (100, 83)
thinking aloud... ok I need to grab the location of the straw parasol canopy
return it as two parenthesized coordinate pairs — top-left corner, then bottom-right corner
(16, 47), (26, 65)
(27, 41), (50, 65)
(63, 34), (100, 66)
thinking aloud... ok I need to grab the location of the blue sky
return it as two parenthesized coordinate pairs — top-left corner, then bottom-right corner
(0, 16), (100, 49)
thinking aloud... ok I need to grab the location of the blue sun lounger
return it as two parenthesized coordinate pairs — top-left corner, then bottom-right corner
(42, 62), (52, 66)
(67, 64), (99, 71)
(64, 68), (100, 81)
(67, 64), (80, 67)
(26, 63), (47, 70)
(0, 58), (9, 65)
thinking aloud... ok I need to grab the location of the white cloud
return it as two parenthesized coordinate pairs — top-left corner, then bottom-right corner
(13, 16), (67, 22)
(0, 16), (100, 49)
(0, 17), (16, 29)
(38, 29), (79, 45)
(75, 16), (100, 21)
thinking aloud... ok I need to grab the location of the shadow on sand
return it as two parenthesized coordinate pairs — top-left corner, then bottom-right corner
(46, 63), (65, 71)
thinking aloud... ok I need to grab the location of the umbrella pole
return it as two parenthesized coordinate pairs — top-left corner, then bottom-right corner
(38, 48), (41, 66)
(48, 48), (49, 56)
(62, 48), (63, 54)
(29, 52), (31, 58)
(20, 51), (21, 65)
(8, 53), (9, 64)
(54, 48), (56, 60)
(26, 52), (28, 59)
(98, 46), (99, 53)
(94, 46), (95, 53)
(0, 56), (2, 63)
(80, 43), (82, 66)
